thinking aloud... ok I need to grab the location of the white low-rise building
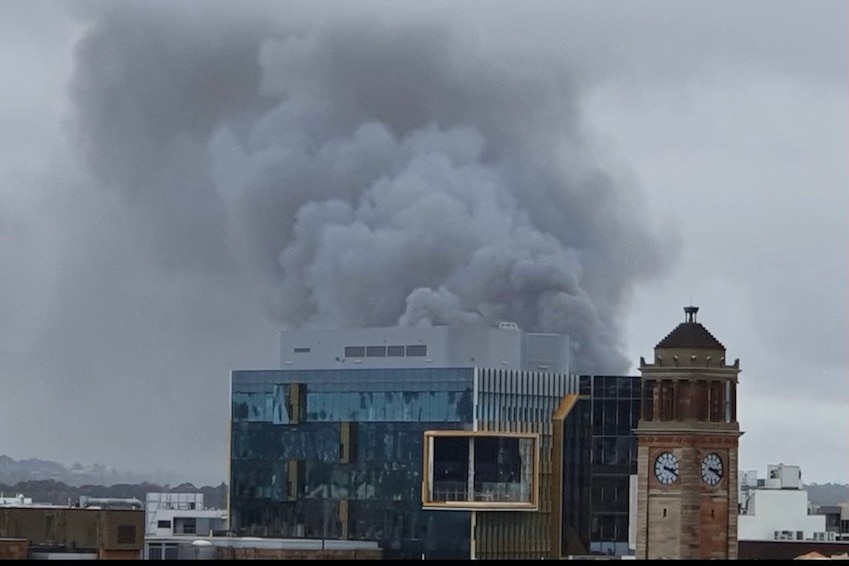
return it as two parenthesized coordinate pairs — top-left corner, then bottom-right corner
(144, 492), (227, 538)
(0, 494), (33, 506)
(738, 464), (833, 542)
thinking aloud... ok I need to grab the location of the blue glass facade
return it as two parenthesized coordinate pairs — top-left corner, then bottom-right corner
(229, 368), (476, 559)
(229, 368), (639, 558)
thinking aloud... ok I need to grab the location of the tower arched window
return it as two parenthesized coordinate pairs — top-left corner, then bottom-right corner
(660, 382), (675, 421)
(676, 381), (690, 420)
(708, 381), (723, 422)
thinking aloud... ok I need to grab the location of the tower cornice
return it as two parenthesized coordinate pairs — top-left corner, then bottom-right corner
(635, 424), (742, 436)
(639, 367), (740, 380)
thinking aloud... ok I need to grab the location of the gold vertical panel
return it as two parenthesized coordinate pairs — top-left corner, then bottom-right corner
(288, 383), (302, 424)
(286, 459), (300, 500)
(549, 393), (579, 560)
(340, 422), (350, 464)
(337, 499), (349, 538)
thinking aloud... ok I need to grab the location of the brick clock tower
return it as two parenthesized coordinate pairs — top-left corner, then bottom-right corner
(635, 306), (741, 560)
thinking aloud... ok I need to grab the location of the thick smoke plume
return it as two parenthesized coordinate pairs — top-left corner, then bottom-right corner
(68, 3), (672, 374)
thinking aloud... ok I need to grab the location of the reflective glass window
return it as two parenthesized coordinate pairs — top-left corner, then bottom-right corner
(602, 400), (617, 435)
(272, 384), (290, 424)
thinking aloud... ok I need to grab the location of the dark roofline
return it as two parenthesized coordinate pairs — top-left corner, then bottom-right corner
(654, 306), (726, 350)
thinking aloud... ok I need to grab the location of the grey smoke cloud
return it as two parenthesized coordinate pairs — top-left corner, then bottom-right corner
(2, 0), (845, 486)
(67, 3), (674, 375)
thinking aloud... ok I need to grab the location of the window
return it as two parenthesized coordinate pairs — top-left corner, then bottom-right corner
(294, 347), (310, 353)
(618, 401), (633, 432)
(592, 437), (606, 465)
(148, 546), (162, 560)
(406, 345), (427, 357)
(708, 381), (723, 422)
(602, 376), (618, 398)
(422, 431), (538, 510)
(660, 382), (674, 421)
(387, 345), (405, 357)
(175, 518), (196, 535)
(366, 346), (386, 357)
(272, 384), (291, 424)
(157, 520), (171, 529)
(670, 381), (685, 420)
(602, 400), (617, 434)
(344, 346), (365, 358)
(117, 525), (136, 544)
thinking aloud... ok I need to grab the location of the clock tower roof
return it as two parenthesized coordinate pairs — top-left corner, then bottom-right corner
(655, 306), (726, 351)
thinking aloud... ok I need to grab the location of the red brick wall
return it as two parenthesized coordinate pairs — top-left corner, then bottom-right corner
(637, 434), (738, 559)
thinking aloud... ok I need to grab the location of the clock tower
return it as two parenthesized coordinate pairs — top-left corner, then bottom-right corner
(634, 306), (741, 560)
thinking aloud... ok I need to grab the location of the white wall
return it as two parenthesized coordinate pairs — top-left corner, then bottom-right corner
(278, 325), (570, 372)
(738, 489), (825, 541)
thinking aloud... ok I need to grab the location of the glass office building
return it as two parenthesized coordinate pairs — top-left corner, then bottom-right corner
(228, 326), (640, 559)
(230, 367), (474, 558)
(230, 367), (582, 559)
(580, 374), (641, 556)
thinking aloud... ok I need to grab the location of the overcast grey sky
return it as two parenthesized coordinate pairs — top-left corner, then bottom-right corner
(0, 0), (845, 486)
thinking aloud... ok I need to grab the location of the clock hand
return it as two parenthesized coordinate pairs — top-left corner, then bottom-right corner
(664, 466), (677, 474)
(709, 467), (721, 475)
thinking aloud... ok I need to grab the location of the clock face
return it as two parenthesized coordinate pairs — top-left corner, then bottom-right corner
(701, 452), (724, 486)
(654, 451), (679, 485)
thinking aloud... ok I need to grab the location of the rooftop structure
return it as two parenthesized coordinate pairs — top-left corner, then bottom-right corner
(278, 323), (570, 373)
(145, 492), (228, 538)
(0, 494), (32, 506)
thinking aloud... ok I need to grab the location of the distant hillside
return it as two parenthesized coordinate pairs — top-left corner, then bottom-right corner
(0, 455), (183, 487)
(0, 455), (226, 508)
(805, 483), (849, 508)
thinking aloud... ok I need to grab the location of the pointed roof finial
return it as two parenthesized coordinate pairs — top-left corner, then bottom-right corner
(684, 305), (699, 323)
